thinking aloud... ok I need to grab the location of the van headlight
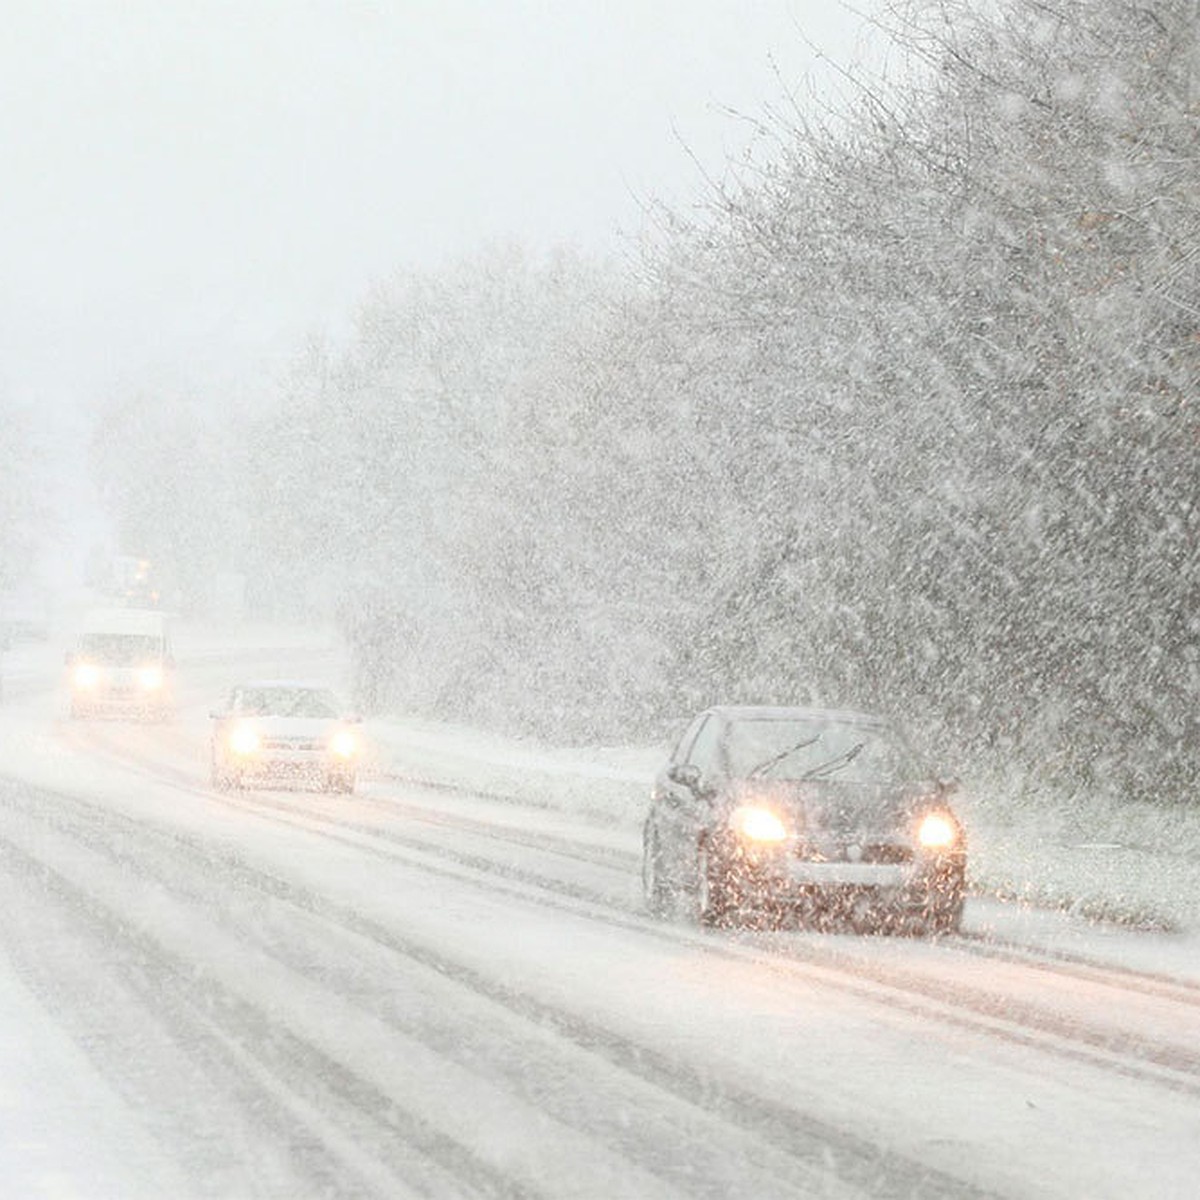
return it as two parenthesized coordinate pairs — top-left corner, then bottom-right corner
(329, 729), (357, 759)
(138, 665), (164, 691)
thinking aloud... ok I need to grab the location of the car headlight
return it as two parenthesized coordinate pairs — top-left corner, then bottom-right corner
(138, 665), (163, 691)
(729, 805), (788, 842)
(73, 662), (100, 690)
(229, 723), (261, 756)
(329, 729), (357, 759)
(917, 811), (959, 850)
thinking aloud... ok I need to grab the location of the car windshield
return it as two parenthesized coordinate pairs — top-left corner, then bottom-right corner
(78, 633), (162, 665)
(728, 717), (915, 784)
(236, 687), (342, 719)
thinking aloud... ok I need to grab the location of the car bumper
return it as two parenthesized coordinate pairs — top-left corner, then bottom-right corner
(728, 844), (965, 912)
(223, 754), (355, 784)
(784, 861), (908, 887)
(71, 690), (172, 718)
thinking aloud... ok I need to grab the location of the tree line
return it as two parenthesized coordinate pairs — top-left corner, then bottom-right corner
(92, 0), (1200, 806)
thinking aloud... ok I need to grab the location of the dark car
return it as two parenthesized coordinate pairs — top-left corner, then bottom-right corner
(641, 706), (966, 934)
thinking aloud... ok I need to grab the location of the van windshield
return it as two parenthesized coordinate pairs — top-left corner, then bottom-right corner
(78, 633), (162, 665)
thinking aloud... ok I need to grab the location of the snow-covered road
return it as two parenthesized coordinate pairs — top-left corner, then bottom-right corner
(1, 631), (1198, 1198)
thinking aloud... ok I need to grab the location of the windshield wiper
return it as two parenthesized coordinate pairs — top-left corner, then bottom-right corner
(800, 742), (865, 780)
(748, 734), (821, 778)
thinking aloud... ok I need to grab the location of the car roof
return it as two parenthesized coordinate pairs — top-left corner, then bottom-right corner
(703, 704), (890, 726)
(81, 608), (167, 636)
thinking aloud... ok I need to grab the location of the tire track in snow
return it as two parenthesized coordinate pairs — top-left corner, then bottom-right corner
(0, 784), (545, 1200)
(229, 785), (1200, 1100)
(0, 771), (992, 1200)
(49, 724), (1200, 1101)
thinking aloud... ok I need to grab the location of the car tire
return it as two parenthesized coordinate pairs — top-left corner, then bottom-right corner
(642, 825), (672, 918)
(927, 895), (964, 936)
(695, 841), (733, 928)
(210, 756), (231, 790)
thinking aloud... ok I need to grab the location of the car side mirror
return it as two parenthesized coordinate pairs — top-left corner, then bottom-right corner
(668, 763), (703, 792)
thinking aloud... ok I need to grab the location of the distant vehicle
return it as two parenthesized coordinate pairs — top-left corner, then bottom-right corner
(641, 706), (966, 934)
(2, 583), (54, 643)
(111, 554), (164, 609)
(209, 681), (361, 794)
(1, 607), (51, 643)
(65, 608), (175, 720)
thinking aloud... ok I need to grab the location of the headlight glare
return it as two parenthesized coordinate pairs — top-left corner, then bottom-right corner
(229, 723), (261, 756)
(73, 662), (100, 690)
(330, 729), (356, 759)
(730, 805), (788, 842)
(918, 811), (958, 850)
(138, 665), (163, 691)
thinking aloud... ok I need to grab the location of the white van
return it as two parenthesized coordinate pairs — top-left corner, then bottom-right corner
(66, 608), (175, 720)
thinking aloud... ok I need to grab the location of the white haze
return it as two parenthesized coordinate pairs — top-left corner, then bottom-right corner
(0, 0), (885, 407)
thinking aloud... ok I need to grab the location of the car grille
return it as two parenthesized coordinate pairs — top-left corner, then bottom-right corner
(860, 842), (912, 864)
(795, 841), (912, 864)
(262, 738), (322, 751)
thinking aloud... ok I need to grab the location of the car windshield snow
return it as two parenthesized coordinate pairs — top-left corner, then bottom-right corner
(728, 718), (915, 784)
(78, 633), (162, 665)
(237, 687), (342, 719)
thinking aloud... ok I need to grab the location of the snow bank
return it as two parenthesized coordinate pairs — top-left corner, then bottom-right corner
(370, 717), (1200, 934)
(370, 715), (657, 830)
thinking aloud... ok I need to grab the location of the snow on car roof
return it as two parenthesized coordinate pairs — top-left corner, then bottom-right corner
(234, 680), (338, 691)
(81, 607), (168, 636)
(705, 704), (889, 725)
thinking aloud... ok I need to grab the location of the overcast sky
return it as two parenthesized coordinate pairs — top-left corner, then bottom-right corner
(1, 1), (885, 411)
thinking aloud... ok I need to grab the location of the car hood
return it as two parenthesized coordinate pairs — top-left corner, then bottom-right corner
(249, 716), (342, 739)
(725, 778), (936, 837)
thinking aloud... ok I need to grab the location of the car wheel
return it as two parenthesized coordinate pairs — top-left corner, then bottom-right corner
(695, 840), (733, 928)
(211, 762), (232, 790)
(642, 824), (672, 918)
(210, 748), (229, 791)
(927, 895), (964, 936)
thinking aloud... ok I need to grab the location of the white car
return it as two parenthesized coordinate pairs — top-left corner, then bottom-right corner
(209, 681), (361, 793)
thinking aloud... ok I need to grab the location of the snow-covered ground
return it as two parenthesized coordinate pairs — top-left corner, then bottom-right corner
(365, 710), (1200, 936)
(11, 616), (1200, 935)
